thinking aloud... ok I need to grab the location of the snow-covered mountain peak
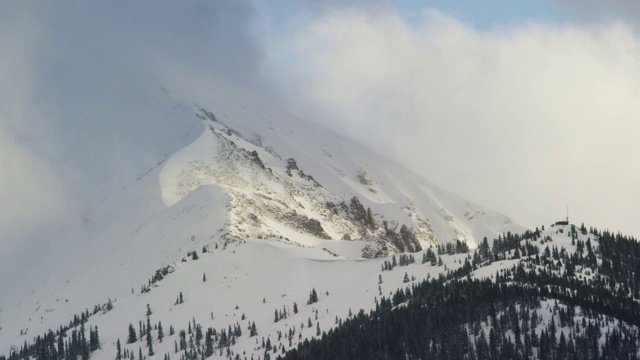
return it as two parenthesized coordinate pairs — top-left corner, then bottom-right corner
(157, 92), (521, 258)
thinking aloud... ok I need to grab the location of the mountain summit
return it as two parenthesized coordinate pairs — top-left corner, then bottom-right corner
(159, 77), (521, 257)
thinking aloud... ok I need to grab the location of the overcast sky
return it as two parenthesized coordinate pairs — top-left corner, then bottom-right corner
(1, 0), (639, 254)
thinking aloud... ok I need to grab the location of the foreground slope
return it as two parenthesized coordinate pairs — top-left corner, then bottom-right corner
(6, 222), (640, 360)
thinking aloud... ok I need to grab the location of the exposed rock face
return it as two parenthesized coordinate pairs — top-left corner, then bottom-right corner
(286, 158), (299, 176)
(162, 107), (521, 258)
(399, 224), (421, 253)
(297, 216), (330, 239)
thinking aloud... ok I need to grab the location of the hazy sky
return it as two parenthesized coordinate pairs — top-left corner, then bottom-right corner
(1, 0), (639, 253)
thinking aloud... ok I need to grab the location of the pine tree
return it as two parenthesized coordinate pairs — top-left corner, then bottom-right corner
(116, 339), (122, 360)
(307, 288), (318, 305)
(81, 322), (90, 360)
(58, 326), (65, 358)
(202, 273), (207, 282)
(128, 323), (137, 344)
(158, 322), (164, 343)
(89, 326), (100, 351)
(146, 316), (154, 356)
(250, 322), (257, 337)
(293, 302), (298, 314)
(195, 325), (203, 347)
(366, 207), (376, 228)
(205, 328), (214, 357)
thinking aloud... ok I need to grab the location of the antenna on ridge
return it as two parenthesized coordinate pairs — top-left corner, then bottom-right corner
(566, 206), (569, 223)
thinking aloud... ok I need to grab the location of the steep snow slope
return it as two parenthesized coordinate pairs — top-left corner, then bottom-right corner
(0, 75), (522, 357)
(159, 75), (521, 255)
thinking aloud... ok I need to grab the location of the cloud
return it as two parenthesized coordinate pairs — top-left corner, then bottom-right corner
(0, 3), (65, 236)
(263, 7), (640, 237)
(0, 1), (266, 260)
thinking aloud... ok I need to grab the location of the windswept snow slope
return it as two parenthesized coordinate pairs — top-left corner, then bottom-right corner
(159, 75), (521, 253)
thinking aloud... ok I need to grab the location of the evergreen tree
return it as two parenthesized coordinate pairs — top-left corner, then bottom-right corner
(158, 322), (164, 343)
(80, 322), (90, 360)
(205, 328), (214, 357)
(307, 288), (318, 305)
(195, 325), (203, 347)
(128, 323), (138, 344)
(146, 316), (154, 356)
(58, 327), (65, 359)
(89, 326), (100, 351)
(116, 339), (122, 360)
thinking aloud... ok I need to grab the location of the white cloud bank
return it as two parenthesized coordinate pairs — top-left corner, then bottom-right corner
(264, 7), (640, 236)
